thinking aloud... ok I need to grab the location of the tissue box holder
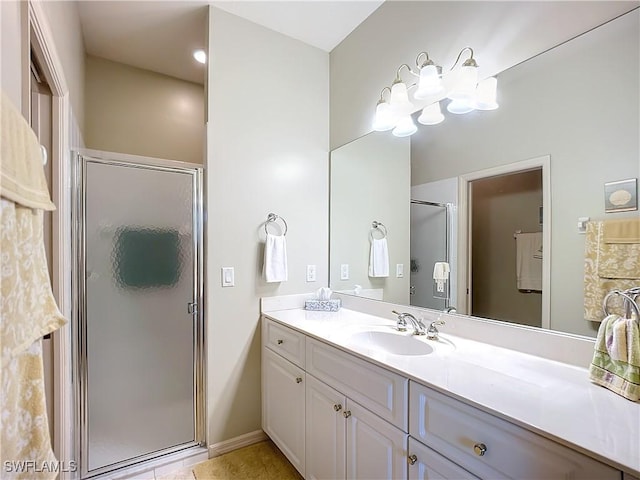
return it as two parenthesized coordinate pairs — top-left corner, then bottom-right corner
(305, 299), (341, 312)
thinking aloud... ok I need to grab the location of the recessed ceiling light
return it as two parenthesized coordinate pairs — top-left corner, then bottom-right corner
(193, 49), (206, 64)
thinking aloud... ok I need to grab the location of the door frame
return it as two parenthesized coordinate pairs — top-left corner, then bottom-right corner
(457, 155), (551, 329)
(24, 1), (74, 476)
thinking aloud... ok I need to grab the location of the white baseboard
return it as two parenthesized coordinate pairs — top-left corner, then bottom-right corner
(208, 430), (268, 458)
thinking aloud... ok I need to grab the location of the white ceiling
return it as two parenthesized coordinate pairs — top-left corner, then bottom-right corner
(77, 1), (638, 86)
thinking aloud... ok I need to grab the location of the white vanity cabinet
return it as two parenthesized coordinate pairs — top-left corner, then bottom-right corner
(305, 371), (408, 480)
(409, 382), (620, 480)
(263, 317), (409, 480)
(262, 336), (306, 475)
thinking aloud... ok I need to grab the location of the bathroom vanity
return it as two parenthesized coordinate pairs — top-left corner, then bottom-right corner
(261, 294), (640, 480)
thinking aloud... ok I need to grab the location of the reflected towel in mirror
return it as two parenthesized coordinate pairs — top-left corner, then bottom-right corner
(369, 237), (389, 277)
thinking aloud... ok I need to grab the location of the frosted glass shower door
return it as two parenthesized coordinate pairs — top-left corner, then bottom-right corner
(410, 201), (449, 310)
(77, 155), (202, 476)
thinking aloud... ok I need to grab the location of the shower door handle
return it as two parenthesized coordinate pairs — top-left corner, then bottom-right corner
(188, 302), (198, 315)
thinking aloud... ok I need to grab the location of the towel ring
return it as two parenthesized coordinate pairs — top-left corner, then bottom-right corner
(603, 289), (640, 322)
(370, 221), (387, 240)
(265, 213), (288, 236)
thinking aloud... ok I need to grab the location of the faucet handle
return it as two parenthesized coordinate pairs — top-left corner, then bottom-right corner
(392, 310), (408, 332)
(427, 320), (445, 340)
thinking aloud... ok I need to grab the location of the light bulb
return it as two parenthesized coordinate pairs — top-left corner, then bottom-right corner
(447, 99), (475, 114)
(447, 64), (478, 101)
(475, 77), (499, 110)
(390, 81), (414, 117)
(392, 115), (417, 137)
(418, 102), (445, 125)
(414, 64), (445, 99)
(372, 102), (397, 131)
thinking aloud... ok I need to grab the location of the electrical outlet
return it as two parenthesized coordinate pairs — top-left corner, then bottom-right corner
(396, 263), (404, 278)
(306, 264), (317, 282)
(340, 264), (349, 280)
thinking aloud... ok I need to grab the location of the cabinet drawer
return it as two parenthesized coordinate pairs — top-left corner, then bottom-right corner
(307, 337), (408, 430)
(263, 317), (305, 368)
(408, 437), (479, 480)
(409, 382), (619, 480)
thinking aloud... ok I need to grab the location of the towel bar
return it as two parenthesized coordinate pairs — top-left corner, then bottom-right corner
(265, 213), (288, 236)
(371, 220), (387, 239)
(603, 288), (640, 323)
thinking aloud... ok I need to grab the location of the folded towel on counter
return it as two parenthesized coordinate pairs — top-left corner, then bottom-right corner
(584, 221), (640, 321)
(589, 314), (640, 401)
(515, 232), (543, 291)
(264, 234), (288, 282)
(369, 237), (389, 278)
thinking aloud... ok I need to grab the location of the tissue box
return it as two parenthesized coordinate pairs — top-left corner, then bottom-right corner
(304, 299), (341, 312)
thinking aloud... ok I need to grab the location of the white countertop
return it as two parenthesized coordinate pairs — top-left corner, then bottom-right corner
(263, 307), (640, 476)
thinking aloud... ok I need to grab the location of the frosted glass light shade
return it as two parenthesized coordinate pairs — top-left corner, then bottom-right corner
(417, 102), (445, 125)
(414, 65), (445, 99)
(447, 65), (478, 101)
(390, 82), (414, 116)
(475, 77), (499, 110)
(372, 102), (396, 131)
(447, 99), (475, 115)
(392, 115), (417, 137)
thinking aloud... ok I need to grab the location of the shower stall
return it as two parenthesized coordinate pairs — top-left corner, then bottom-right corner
(72, 151), (205, 478)
(409, 200), (453, 310)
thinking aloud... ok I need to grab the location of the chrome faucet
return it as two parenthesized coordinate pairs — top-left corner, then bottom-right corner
(392, 310), (426, 336)
(427, 320), (446, 340)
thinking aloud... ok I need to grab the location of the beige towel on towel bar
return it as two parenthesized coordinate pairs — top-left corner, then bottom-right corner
(0, 91), (55, 210)
(603, 218), (640, 243)
(584, 220), (640, 321)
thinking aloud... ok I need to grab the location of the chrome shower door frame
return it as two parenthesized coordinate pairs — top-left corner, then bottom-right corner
(71, 150), (205, 479)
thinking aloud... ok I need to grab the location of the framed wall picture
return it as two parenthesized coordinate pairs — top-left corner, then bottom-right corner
(604, 178), (637, 213)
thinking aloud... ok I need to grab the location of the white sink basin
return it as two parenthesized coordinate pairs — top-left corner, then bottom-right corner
(346, 331), (435, 356)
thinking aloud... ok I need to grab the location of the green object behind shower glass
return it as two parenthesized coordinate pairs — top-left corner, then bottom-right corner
(115, 228), (181, 288)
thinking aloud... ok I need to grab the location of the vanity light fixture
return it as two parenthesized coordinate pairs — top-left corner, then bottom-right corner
(372, 47), (499, 137)
(193, 49), (207, 64)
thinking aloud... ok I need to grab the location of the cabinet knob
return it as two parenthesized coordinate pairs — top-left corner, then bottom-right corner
(473, 443), (487, 457)
(407, 454), (418, 465)
(277, 339), (283, 344)
(343, 410), (351, 418)
(296, 377), (303, 384)
(333, 404), (342, 412)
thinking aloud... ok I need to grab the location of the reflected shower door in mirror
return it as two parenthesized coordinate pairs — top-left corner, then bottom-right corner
(329, 10), (639, 338)
(410, 200), (453, 311)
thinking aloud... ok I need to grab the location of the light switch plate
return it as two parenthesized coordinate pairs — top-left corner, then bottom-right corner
(340, 264), (349, 280)
(396, 263), (404, 278)
(221, 267), (234, 287)
(306, 264), (317, 282)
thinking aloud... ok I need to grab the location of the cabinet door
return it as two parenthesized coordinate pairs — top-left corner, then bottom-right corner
(262, 348), (305, 476)
(346, 399), (408, 480)
(306, 376), (347, 480)
(408, 437), (479, 480)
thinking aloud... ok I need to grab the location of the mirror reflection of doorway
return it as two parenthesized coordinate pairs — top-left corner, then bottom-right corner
(469, 168), (543, 327)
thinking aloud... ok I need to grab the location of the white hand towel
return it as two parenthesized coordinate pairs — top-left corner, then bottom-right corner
(515, 232), (543, 291)
(369, 238), (389, 277)
(433, 262), (450, 293)
(264, 233), (288, 282)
